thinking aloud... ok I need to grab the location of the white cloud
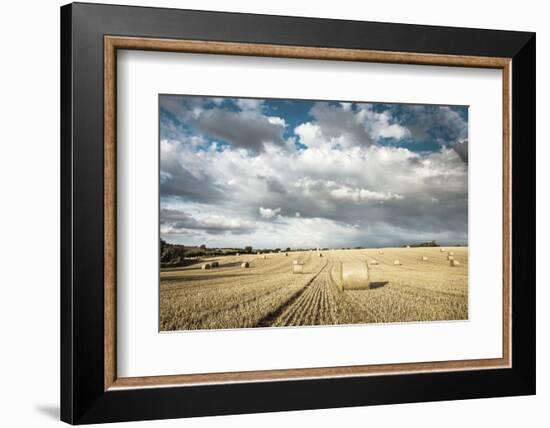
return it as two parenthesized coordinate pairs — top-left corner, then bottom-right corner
(235, 98), (264, 111)
(259, 206), (281, 219)
(267, 116), (286, 127)
(160, 99), (468, 248)
(357, 107), (411, 140)
(330, 185), (403, 202)
(340, 102), (352, 111)
(294, 122), (323, 148)
(161, 135), (467, 247)
(295, 102), (411, 150)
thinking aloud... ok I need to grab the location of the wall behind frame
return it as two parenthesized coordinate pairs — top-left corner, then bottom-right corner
(0, 1), (545, 427)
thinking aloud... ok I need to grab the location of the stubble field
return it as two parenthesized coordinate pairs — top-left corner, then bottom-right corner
(160, 247), (468, 331)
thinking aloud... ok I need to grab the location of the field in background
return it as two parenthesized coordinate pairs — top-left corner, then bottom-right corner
(160, 247), (468, 331)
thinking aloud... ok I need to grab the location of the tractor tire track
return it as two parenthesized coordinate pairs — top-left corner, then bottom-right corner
(256, 259), (329, 327)
(272, 259), (339, 327)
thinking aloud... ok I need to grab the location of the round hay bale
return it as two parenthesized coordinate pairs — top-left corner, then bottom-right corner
(440, 248), (446, 252)
(318, 253), (323, 257)
(378, 250), (384, 254)
(211, 261), (219, 267)
(292, 260), (300, 265)
(447, 255), (454, 261)
(341, 261), (370, 290)
(450, 259), (460, 267)
(235, 252), (240, 256)
(292, 264), (304, 274)
(393, 259), (401, 266)
(369, 260), (379, 265)
(448, 251), (454, 256)
(241, 262), (250, 268)
(422, 256), (429, 261)
(284, 252), (288, 256)
(201, 263), (211, 270)
(262, 255), (267, 259)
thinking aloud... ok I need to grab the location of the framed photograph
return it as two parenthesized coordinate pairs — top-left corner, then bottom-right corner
(61, 2), (535, 424)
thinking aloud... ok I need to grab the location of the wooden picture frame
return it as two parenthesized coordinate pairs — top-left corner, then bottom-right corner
(61, 2), (535, 424)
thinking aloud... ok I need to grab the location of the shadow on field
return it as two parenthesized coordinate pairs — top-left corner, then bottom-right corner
(217, 261), (249, 268)
(369, 281), (388, 289)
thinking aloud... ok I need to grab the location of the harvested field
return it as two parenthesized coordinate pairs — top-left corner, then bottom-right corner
(160, 247), (468, 331)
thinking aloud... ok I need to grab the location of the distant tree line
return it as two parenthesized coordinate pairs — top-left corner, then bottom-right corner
(160, 240), (296, 267)
(404, 240), (440, 248)
(162, 239), (456, 268)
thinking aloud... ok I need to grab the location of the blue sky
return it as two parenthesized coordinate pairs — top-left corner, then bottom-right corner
(159, 95), (468, 249)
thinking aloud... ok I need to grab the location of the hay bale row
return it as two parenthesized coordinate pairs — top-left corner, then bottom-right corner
(341, 261), (369, 290)
(202, 261), (221, 269)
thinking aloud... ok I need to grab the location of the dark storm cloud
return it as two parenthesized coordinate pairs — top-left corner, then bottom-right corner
(160, 141), (227, 204)
(257, 175), (466, 239)
(191, 108), (286, 154)
(161, 209), (255, 235)
(391, 105), (468, 142)
(257, 175), (287, 194)
(378, 104), (469, 164)
(160, 170), (226, 204)
(161, 94), (288, 155)
(160, 95), (217, 119)
(452, 139), (469, 163)
(308, 102), (375, 147)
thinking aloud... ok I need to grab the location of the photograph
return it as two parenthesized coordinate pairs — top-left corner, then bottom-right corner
(159, 94), (469, 331)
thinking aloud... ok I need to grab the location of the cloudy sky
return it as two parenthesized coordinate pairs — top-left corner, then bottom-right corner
(160, 95), (468, 249)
